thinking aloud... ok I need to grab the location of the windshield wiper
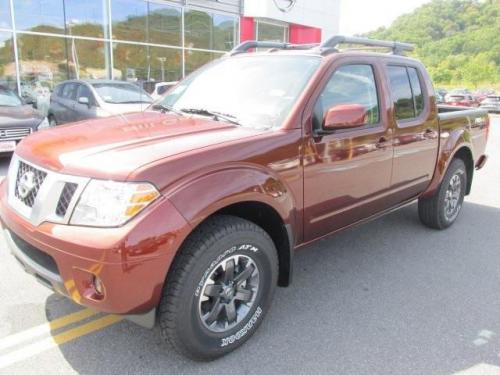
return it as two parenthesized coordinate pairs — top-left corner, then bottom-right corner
(181, 108), (241, 126)
(151, 103), (185, 116)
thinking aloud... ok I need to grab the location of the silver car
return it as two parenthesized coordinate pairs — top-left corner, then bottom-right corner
(480, 95), (500, 114)
(48, 80), (153, 126)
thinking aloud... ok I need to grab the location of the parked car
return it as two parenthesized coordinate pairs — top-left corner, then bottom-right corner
(447, 88), (473, 96)
(0, 85), (48, 155)
(48, 80), (153, 126)
(480, 94), (500, 113)
(445, 94), (480, 107)
(151, 81), (178, 100)
(0, 36), (489, 361)
(474, 88), (496, 103)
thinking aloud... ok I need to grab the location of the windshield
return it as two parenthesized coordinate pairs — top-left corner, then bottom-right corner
(92, 83), (152, 104)
(0, 87), (23, 107)
(159, 55), (321, 129)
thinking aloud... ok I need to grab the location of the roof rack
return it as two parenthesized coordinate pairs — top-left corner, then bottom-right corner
(229, 35), (414, 57)
(317, 35), (414, 55)
(229, 41), (319, 56)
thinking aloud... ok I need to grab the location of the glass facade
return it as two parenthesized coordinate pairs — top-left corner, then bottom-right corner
(0, 0), (239, 113)
(255, 20), (288, 43)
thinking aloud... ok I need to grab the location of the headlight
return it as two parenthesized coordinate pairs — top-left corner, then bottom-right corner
(70, 180), (160, 227)
(37, 117), (50, 130)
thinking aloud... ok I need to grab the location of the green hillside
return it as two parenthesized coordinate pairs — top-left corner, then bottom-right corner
(366, 0), (500, 88)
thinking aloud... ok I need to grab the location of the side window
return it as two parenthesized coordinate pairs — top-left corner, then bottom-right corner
(313, 64), (380, 131)
(407, 67), (424, 115)
(157, 85), (172, 96)
(388, 65), (426, 122)
(61, 83), (77, 100)
(387, 66), (414, 120)
(55, 84), (63, 96)
(76, 84), (94, 104)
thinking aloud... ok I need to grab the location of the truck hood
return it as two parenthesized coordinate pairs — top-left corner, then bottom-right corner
(100, 102), (151, 116)
(16, 111), (266, 180)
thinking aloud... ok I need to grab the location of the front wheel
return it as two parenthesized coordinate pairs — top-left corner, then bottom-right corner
(418, 158), (467, 229)
(158, 215), (278, 361)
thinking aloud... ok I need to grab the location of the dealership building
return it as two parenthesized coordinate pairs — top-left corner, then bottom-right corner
(0, 0), (340, 103)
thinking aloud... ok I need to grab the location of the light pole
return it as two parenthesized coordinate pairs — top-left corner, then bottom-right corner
(158, 57), (167, 81)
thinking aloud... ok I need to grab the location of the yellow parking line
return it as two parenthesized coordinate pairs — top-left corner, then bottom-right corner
(49, 308), (97, 331)
(0, 308), (97, 352)
(52, 314), (123, 345)
(0, 314), (123, 370)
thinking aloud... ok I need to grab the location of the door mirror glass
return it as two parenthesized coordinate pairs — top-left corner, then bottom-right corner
(323, 104), (367, 130)
(78, 96), (90, 106)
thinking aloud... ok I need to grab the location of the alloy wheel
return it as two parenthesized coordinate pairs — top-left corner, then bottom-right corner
(199, 254), (260, 333)
(444, 172), (463, 221)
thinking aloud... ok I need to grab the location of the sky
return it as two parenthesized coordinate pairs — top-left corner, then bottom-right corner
(340, 0), (430, 35)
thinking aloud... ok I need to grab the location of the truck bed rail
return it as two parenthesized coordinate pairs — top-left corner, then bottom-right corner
(437, 105), (488, 121)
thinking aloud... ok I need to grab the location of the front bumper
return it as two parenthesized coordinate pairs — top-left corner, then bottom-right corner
(0, 180), (191, 321)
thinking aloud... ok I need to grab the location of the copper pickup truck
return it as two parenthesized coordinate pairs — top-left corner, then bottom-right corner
(0, 36), (489, 360)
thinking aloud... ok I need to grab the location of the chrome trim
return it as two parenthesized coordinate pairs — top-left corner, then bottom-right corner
(0, 127), (31, 141)
(7, 155), (90, 226)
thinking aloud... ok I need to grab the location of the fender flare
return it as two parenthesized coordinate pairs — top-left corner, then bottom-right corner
(165, 164), (297, 286)
(422, 128), (473, 198)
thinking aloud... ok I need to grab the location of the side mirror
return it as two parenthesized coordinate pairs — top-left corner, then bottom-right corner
(78, 96), (90, 106)
(323, 104), (367, 131)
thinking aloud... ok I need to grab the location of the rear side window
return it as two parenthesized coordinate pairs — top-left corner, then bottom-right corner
(407, 68), (424, 115)
(61, 83), (77, 100)
(313, 64), (380, 130)
(387, 66), (415, 120)
(54, 84), (64, 96)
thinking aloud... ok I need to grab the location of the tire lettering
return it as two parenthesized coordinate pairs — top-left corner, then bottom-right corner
(220, 306), (262, 347)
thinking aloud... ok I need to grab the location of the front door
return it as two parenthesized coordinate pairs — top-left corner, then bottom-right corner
(303, 60), (394, 241)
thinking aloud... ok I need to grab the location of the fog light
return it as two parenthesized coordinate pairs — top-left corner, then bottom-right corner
(93, 275), (105, 296)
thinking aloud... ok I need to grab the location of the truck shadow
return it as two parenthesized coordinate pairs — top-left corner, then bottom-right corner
(46, 201), (500, 375)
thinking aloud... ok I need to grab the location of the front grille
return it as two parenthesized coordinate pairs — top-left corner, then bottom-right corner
(56, 183), (78, 217)
(9, 230), (60, 276)
(0, 128), (31, 141)
(14, 161), (47, 207)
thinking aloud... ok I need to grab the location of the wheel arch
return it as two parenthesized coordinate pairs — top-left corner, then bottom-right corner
(213, 201), (294, 287)
(451, 146), (474, 195)
(422, 128), (474, 198)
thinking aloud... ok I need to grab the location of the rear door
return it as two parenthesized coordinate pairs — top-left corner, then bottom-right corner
(58, 83), (78, 124)
(303, 58), (394, 241)
(385, 64), (439, 203)
(50, 84), (67, 123)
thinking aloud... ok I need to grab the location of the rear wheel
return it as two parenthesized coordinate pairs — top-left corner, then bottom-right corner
(158, 215), (278, 361)
(418, 158), (467, 229)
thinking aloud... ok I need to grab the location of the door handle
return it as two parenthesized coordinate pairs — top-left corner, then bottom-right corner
(424, 128), (437, 139)
(376, 136), (390, 149)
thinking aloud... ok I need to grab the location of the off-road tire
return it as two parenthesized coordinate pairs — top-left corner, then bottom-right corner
(158, 215), (278, 361)
(418, 158), (467, 230)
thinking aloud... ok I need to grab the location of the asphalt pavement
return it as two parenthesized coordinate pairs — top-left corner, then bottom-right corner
(0, 117), (499, 375)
